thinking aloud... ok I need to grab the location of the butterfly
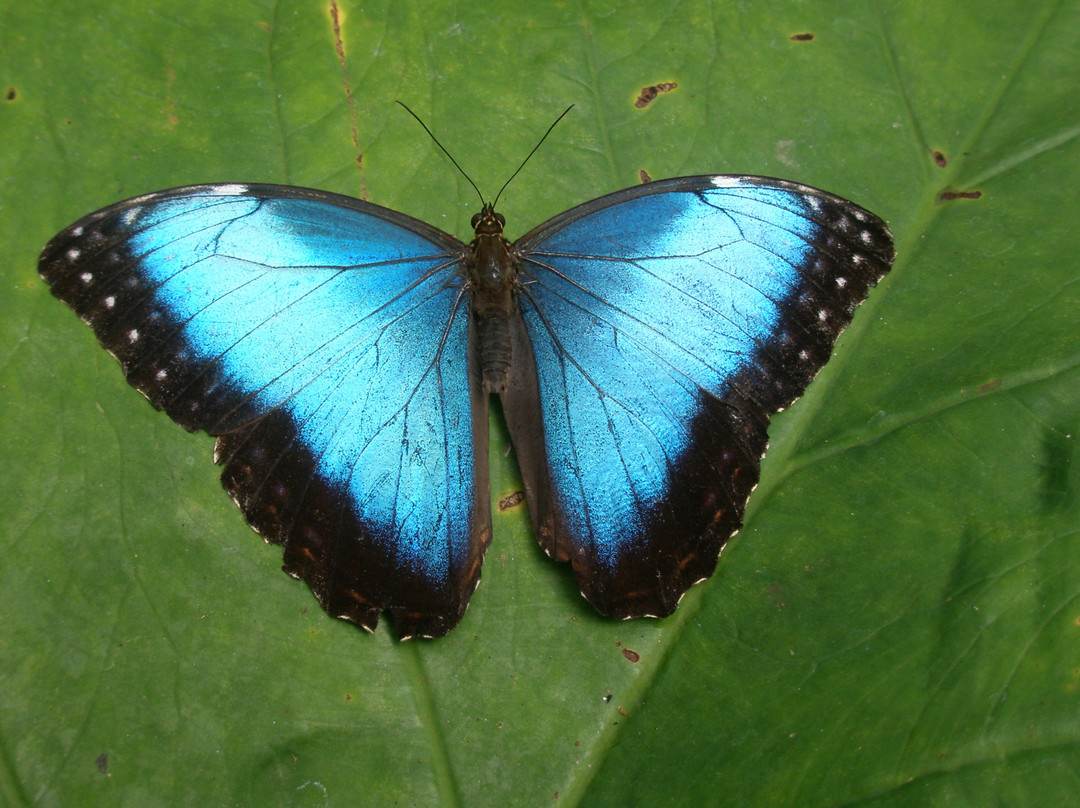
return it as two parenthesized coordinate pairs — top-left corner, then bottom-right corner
(39, 155), (893, 640)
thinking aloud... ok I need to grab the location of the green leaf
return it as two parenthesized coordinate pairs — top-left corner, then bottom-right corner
(3, 0), (1077, 805)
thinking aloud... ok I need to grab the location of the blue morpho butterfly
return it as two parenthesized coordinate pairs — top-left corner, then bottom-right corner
(39, 109), (894, 639)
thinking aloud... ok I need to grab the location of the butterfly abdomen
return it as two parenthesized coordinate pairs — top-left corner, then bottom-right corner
(467, 204), (518, 393)
(475, 310), (513, 393)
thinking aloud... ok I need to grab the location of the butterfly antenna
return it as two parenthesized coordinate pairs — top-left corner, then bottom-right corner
(492, 105), (574, 210)
(397, 101), (486, 207)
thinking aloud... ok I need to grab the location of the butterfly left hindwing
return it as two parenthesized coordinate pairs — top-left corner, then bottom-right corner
(40, 184), (491, 639)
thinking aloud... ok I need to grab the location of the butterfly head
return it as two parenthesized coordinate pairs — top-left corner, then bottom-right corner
(471, 204), (506, 237)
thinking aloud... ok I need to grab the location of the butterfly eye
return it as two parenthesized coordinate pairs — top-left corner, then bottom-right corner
(494, 212), (506, 227)
(470, 211), (482, 228)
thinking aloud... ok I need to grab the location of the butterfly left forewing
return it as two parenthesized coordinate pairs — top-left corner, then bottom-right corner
(40, 184), (491, 638)
(506, 175), (894, 619)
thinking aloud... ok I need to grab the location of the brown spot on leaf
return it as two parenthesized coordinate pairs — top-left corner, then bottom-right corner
(162, 68), (179, 129)
(977, 378), (1002, 393)
(5, 87), (16, 101)
(634, 82), (678, 108)
(621, 647), (640, 663)
(498, 490), (525, 511)
(932, 150), (948, 167)
(767, 582), (787, 610)
(96, 753), (108, 774)
(639, 169), (652, 183)
(940, 190), (982, 201)
(330, 0), (367, 200)
(789, 32), (814, 41)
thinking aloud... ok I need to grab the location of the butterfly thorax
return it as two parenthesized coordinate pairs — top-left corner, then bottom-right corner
(467, 204), (517, 393)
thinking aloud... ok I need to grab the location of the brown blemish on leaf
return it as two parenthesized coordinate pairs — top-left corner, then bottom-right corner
(634, 82), (678, 109)
(621, 647), (640, 663)
(5, 87), (16, 101)
(639, 169), (652, 183)
(789, 32), (814, 41)
(498, 490), (525, 511)
(96, 753), (108, 774)
(163, 69), (179, 128)
(977, 378), (1002, 393)
(767, 582), (787, 610)
(330, 0), (367, 200)
(940, 190), (982, 201)
(932, 150), (948, 167)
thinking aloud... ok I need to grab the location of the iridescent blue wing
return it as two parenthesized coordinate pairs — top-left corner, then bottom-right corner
(39, 184), (489, 639)
(503, 175), (894, 619)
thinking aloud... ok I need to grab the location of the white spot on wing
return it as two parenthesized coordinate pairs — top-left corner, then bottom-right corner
(80, 272), (93, 284)
(71, 226), (84, 237)
(66, 248), (81, 261)
(104, 295), (116, 308)
(208, 184), (249, 196)
(710, 176), (749, 188)
(128, 329), (139, 342)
